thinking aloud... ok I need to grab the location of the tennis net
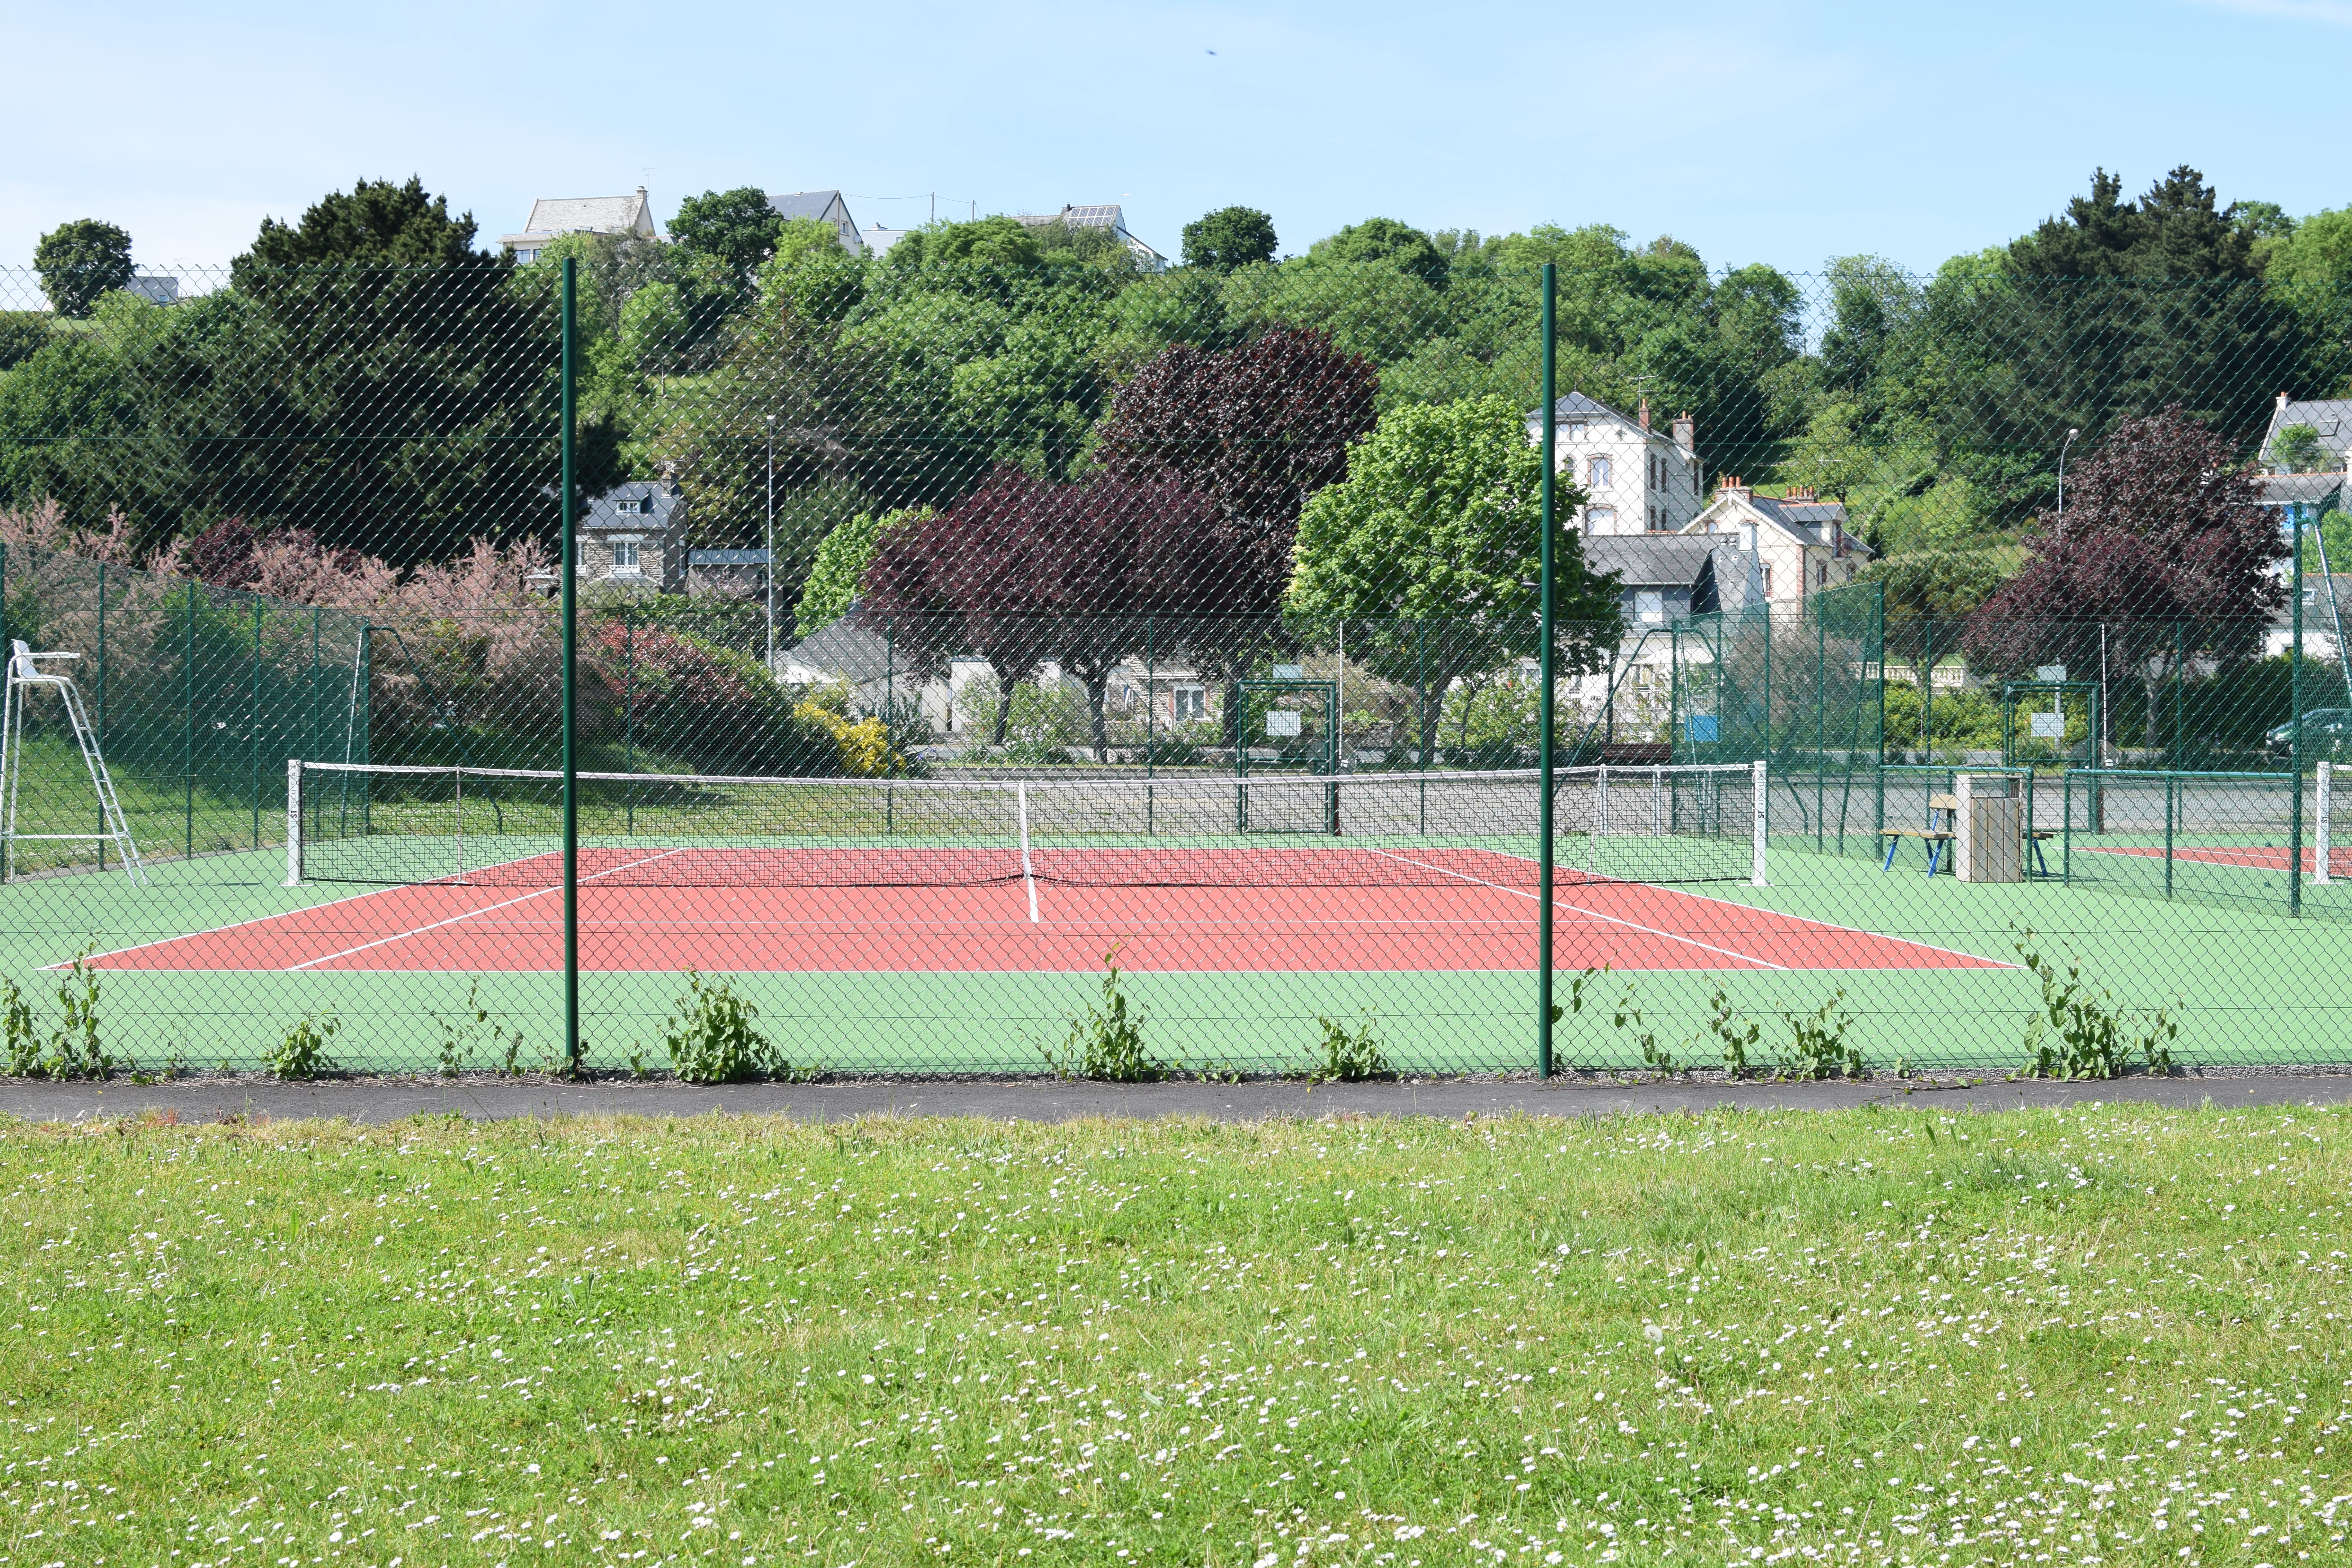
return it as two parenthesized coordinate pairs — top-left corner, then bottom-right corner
(284, 759), (1766, 890)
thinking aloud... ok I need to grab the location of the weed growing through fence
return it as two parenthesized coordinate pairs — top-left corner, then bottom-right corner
(1778, 989), (1863, 1079)
(663, 971), (784, 1084)
(1307, 1010), (1389, 1083)
(267, 1011), (338, 1080)
(1, 977), (36, 1076)
(2014, 926), (2179, 1080)
(1705, 984), (1765, 1076)
(1047, 944), (1166, 1082)
(431, 979), (524, 1078)
(3, 1106), (2348, 1566)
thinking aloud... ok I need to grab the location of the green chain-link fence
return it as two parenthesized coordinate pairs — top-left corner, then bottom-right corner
(1, 241), (2348, 1080)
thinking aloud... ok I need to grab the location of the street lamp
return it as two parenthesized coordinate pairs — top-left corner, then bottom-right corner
(764, 414), (776, 673)
(2057, 428), (2080, 543)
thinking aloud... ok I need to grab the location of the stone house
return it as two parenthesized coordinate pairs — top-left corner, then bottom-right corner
(576, 481), (688, 593)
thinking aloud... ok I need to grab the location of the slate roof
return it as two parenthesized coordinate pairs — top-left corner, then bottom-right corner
(581, 481), (684, 532)
(2261, 397), (2352, 470)
(1581, 534), (1721, 588)
(769, 191), (863, 252)
(783, 617), (895, 684)
(515, 190), (656, 240)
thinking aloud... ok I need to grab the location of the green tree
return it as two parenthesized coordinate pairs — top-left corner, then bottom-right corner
(32, 220), (134, 318)
(793, 506), (928, 635)
(1181, 207), (1277, 271)
(1853, 548), (2012, 728)
(670, 188), (788, 275)
(247, 177), (477, 266)
(2270, 422), (2327, 473)
(1309, 219), (1448, 289)
(1287, 394), (1620, 763)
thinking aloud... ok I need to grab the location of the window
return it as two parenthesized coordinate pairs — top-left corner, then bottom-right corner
(1635, 590), (1664, 624)
(1586, 506), (1616, 533)
(1563, 419), (1586, 439)
(1174, 686), (1207, 723)
(612, 539), (641, 571)
(1762, 564), (1775, 597)
(614, 497), (646, 516)
(1816, 559), (1829, 587)
(1588, 455), (1612, 489)
(573, 538), (587, 571)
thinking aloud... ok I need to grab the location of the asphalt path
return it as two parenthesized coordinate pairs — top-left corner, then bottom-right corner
(4, 1071), (2349, 1125)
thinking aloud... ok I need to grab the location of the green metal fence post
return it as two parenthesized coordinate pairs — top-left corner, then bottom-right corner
(2172, 621), (2184, 764)
(1536, 261), (1557, 1081)
(2292, 514), (2305, 917)
(1815, 608), (1826, 853)
(885, 621), (896, 835)
(250, 596), (263, 849)
(2164, 774), (2174, 899)
(560, 256), (582, 1073)
(623, 603), (636, 834)
(96, 564), (107, 869)
(185, 584), (196, 860)
(1144, 614), (1156, 836)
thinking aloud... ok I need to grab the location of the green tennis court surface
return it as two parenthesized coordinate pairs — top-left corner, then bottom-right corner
(6, 832), (2343, 1075)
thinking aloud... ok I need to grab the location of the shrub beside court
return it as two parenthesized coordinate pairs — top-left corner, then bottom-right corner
(2, 1104), (2348, 1564)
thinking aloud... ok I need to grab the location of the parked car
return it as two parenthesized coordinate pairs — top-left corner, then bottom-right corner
(2265, 707), (2352, 756)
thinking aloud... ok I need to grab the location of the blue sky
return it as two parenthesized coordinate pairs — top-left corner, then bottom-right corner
(4, 0), (2348, 279)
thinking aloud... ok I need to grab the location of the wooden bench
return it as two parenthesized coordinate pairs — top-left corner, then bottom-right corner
(1878, 825), (1955, 875)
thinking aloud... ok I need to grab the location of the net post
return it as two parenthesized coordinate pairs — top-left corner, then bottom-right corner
(1018, 780), (1038, 924)
(1537, 261), (1556, 1081)
(1750, 759), (1768, 887)
(560, 256), (582, 1074)
(284, 759), (303, 887)
(2318, 760), (2333, 885)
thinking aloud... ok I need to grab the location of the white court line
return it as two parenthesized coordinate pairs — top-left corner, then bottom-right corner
(281, 848), (693, 971)
(1364, 848), (1786, 970)
(1394, 847), (2011, 971)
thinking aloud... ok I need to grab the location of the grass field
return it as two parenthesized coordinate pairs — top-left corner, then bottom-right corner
(3, 1104), (2347, 1566)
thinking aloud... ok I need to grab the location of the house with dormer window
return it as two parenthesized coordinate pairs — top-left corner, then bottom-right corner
(1525, 392), (1706, 535)
(575, 480), (688, 593)
(1680, 480), (1870, 605)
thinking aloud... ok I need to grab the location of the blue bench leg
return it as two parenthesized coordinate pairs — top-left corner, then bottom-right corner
(1882, 837), (1899, 872)
(1927, 840), (1944, 877)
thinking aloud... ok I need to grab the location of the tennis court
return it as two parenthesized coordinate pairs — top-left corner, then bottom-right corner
(86, 839), (2000, 976)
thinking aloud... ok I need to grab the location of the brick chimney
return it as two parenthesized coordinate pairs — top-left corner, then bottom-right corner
(1638, 394), (1651, 431)
(1672, 411), (1695, 454)
(1717, 475), (1751, 503)
(1785, 485), (1818, 503)
(2279, 391), (2291, 413)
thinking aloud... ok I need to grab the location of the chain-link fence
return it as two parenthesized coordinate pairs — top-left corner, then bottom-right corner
(0, 242), (2347, 1080)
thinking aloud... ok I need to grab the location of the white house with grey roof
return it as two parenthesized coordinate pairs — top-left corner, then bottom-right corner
(1679, 480), (1870, 606)
(1011, 205), (1165, 267)
(1526, 392), (1706, 536)
(499, 189), (660, 263)
(769, 191), (864, 254)
(2256, 391), (2351, 532)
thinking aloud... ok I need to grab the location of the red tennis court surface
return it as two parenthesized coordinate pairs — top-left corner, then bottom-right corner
(2084, 844), (2352, 875)
(94, 844), (2000, 975)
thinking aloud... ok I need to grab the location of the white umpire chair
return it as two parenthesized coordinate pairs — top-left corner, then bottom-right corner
(0, 639), (146, 884)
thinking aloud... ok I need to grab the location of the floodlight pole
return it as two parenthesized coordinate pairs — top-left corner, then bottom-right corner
(765, 415), (777, 673)
(1537, 263), (1558, 1080)
(560, 257), (581, 1074)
